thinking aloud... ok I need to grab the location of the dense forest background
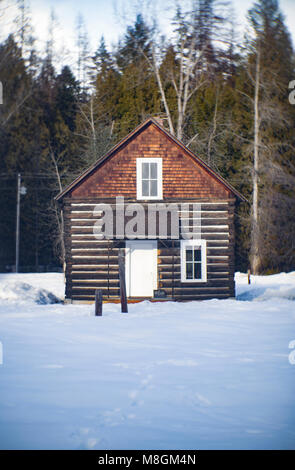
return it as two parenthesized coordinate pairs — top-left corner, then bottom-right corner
(0, 0), (294, 274)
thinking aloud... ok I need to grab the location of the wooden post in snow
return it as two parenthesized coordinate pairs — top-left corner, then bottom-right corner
(247, 269), (251, 285)
(95, 289), (103, 316)
(118, 248), (128, 313)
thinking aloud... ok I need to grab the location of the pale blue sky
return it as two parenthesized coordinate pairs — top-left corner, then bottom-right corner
(28, 0), (295, 47)
(3, 0), (295, 70)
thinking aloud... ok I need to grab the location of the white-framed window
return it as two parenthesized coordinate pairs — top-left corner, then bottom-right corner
(181, 239), (207, 283)
(136, 158), (163, 200)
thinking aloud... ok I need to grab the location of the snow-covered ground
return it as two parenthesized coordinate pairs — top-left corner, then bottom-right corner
(0, 271), (294, 450)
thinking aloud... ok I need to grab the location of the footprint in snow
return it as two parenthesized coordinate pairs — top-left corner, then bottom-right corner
(70, 426), (108, 450)
(128, 374), (153, 407)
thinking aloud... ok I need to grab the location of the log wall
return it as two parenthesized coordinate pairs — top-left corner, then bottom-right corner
(63, 198), (236, 302)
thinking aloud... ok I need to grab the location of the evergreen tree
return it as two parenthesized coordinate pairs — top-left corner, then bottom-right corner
(92, 36), (113, 77)
(55, 66), (80, 132)
(116, 14), (152, 70)
(239, 0), (295, 272)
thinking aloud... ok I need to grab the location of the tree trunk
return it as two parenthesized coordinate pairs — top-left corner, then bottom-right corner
(51, 152), (66, 269)
(151, 46), (175, 136)
(251, 48), (261, 274)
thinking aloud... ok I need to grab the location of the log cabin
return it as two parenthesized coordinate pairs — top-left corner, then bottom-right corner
(55, 117), (245, 303)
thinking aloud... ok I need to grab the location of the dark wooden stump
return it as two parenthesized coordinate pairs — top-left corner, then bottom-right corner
(95, 289), (103, 316)
(118, 248), (128, 313)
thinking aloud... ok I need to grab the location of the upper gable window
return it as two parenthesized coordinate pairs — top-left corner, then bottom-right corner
(136, 158), (163, 200)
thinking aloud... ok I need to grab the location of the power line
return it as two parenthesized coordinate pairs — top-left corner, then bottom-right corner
(0, 173), (74, 178)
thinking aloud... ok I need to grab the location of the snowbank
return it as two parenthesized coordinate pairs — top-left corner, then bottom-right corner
(235, 271), (295, 301)
(0, 273), (64, 304)
(0, 271), (294, 305)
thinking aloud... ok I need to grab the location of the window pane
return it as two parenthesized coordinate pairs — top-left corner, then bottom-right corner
(150, 180), (158, 196)
(150, 162), (157, 179)
(186, 248), (193, 262)
(186, 262), (193, 279)
(194, 247), (201, 262)
(194, 262), (201, 279)
(142, 162), (149, 179)
(142, 180), (149, 196)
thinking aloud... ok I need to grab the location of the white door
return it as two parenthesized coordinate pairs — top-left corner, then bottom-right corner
(126, 241), (158, 297)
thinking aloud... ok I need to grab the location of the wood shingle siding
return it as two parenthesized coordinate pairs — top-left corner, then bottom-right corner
(69, 124), (230, 200)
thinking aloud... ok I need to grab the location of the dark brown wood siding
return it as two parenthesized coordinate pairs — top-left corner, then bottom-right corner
(63, 198), (235, 302)
(69, 123), (230, 200)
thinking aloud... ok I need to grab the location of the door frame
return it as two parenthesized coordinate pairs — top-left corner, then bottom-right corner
(125, 240), (158, 297)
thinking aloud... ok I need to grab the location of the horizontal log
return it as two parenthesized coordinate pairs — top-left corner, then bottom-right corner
(66, 212), (231, 222)
(68, 230), (233, 244)
(69, 267), (234, 278)
(159, 286), (231, 294)
(68, 293), (233, 301)
(69, 235), (230, 246)
(173, 293), (232, 300)
(69, 226), (230, 236)
(71, 266), (119, 272)
(196, 234), (229, 241)
(71, 262), (119, 268)
(158, 264), (230, 273)
(159, 271), (231, 280)
(65, 211), (231, 221)
(71, 227), (101, 234)
(70, 295), (120, 301)
(72, 281), (120, 287)
(71, 239), (117, 244)
(71, 235), (111, 241)
(69, 276), (230, 286)
(70, 249), (120, 256)
(158, 249), (233, 260)
(159, 279), (234, 288)
(157, 245), (230, 257)
(71, 288), (120, 296)
(70, 285), (231, 295)
(65, 220), (100, 227)
(70, 258), (119, 265)
(158, 268), (233, 275)
(193, 219), (229, 226)
(157, 239), (235, 249)
(157, 263), (233, 271)
(69, 269), (233, 280)
(201, 226), (229, 233)
(68, 210), (103, 217)
(71, 272), (119, 280)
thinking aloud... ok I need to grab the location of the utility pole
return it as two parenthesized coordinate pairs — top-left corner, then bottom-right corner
(15, 173), (26, 273)
(15, 173), (21, 273)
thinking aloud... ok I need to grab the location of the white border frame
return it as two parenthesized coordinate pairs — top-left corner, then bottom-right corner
(136, 158), (163, 200)
(180, 239), (207, 283)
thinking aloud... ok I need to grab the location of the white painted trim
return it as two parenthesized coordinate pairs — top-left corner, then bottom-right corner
(181, 239), (207, 283)
(136, 158), (163, 200)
